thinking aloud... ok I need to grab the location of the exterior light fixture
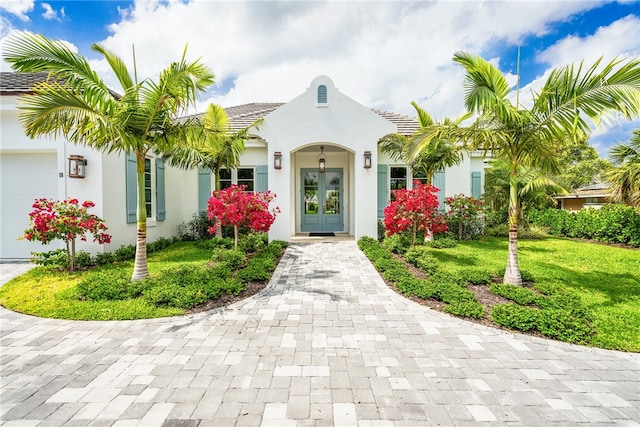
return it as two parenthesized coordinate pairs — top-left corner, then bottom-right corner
(318, 145), (326, 173)
(363, 151), (372, 169)
(68, 155), (87, 178)
(274, 151), (282, 169)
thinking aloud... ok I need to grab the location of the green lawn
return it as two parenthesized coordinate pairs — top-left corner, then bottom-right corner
(0, 242), (211, 320)
(427, 237), (640, 352)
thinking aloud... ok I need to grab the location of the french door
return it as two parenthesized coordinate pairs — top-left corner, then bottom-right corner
(301, 168), (344, 232)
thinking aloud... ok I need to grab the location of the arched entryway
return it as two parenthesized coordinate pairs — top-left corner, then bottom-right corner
(292, 144), (354, 236)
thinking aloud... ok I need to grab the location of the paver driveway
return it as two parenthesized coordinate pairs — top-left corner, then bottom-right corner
(1, 241), (639, 426)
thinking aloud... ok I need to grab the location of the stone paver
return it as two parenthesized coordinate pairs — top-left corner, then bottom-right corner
(1, 242), (639, 426)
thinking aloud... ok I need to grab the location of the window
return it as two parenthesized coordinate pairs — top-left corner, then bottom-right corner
(144, 158), (152, 218)
(317, 85), (328, 104)
(237, 168), (255, 191)
(585, 197), (599, 204)
(219, 168), (232, 189)
(390, 166), (407, 200)
(412, 168), (428, 185)
(218, 167), (255, 191)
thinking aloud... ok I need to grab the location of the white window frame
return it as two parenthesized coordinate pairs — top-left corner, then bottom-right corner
(219, 166), (256, 192)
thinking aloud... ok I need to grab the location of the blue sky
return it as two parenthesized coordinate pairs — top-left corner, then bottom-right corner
(1, 0), (639, 156)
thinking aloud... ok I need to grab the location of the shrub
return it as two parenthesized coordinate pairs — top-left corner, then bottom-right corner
(195, 237), (234, 250)
(491, 304), (539, 331)
(426, 237), (457, 249)
(177, 211), (217, 241)
(383, 233), (412, 254)
(77, 269), (145, 300)
(142, 265), (245, 309)
(236, 240), (285, 282)
(537, 309), (593, 343)
(463, 269), (491, 286)
(435, 281), (476, 303)
(94, 251), (115, 265)
(404, 246), (430, 266)
(490, 283), (539, 305)
(529, 205), (640, 247)
(31, 249), (69, 269)
(485, 224), (508, 237)
(211, 248), (247, 270)
(114, 244), (136, 262)
(238, 232), (268, 253)
(74, 251), (93, 268)
(484, 209), (508, 228)
(444, 301), (485, 319)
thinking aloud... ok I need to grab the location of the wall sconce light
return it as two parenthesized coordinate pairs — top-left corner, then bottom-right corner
(363, 151), (372, 169)
(318, 145), (326, 173)
(68, 155), (87, 179)
(273, 151), (282, 169)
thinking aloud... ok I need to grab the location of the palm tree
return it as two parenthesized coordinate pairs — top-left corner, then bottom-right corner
(167, 103), (252, 237)
(607, 129), (640, 207)
(379, 101), (467, 185)
(484, 159), (567, 222)
(415, 52), (640, 285)
(3, 32), (215, 281)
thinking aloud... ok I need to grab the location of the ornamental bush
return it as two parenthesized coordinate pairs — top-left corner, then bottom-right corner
(445, 194), (484, 240)
(207, 185), (280, 249)
(383, 181), (447, 246)
(22, 198), (111, 270)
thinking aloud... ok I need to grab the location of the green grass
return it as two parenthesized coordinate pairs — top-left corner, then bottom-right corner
(425, 237), (640, 352)
(0, 241), (211, 320)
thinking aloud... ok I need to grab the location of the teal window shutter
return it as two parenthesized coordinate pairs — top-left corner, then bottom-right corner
(125, 153), (137, 223)
(433, 170), (446, 211)
(256, 165), (268, 192)
(198, 168), (211, 213)
(471, 171), (481, 198)
(156, 158), (166, 221)
(377, 164), (388, 217)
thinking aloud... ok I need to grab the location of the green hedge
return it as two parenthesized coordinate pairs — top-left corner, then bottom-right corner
(530, 205), (640, 247)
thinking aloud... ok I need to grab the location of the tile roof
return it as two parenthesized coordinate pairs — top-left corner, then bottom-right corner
(554, 183), (611, 199)
(0, 72), (51, 94)
(1, 72), (121, 98)
(203, 103), (420, 136)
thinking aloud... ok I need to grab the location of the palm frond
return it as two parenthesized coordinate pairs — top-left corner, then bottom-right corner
(91, 43), (134, 91)
(4, 32), (114, 105)
(534, 56), (640, 142)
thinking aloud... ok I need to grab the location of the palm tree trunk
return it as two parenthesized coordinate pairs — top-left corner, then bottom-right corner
(504, 168), (522, 285)
(132, 155), (150, 281)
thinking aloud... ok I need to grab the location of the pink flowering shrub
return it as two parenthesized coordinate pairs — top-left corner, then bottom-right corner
(207, 185), (280, 248)
(383, 181), (447, 246)
(445, 194), (484, 240)
(22, 198), (111, 270)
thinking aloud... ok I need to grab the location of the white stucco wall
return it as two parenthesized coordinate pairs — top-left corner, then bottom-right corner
(254, 76), (395, 241)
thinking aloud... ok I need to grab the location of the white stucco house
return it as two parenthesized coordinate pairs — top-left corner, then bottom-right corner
(1, 73), (486, 260)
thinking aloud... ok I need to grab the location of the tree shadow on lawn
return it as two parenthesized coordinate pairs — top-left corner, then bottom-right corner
(533, 260), (640, 305)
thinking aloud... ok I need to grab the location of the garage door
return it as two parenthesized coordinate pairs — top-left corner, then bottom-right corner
(0, 153), (59, 260)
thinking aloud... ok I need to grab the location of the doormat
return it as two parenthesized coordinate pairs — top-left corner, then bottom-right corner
(309, 232), (335, 237)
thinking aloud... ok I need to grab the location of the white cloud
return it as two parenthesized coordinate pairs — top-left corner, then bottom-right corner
(41, 3), (65, 21)
(91, 0), (601, 120)
(0, 0), (34, 21)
